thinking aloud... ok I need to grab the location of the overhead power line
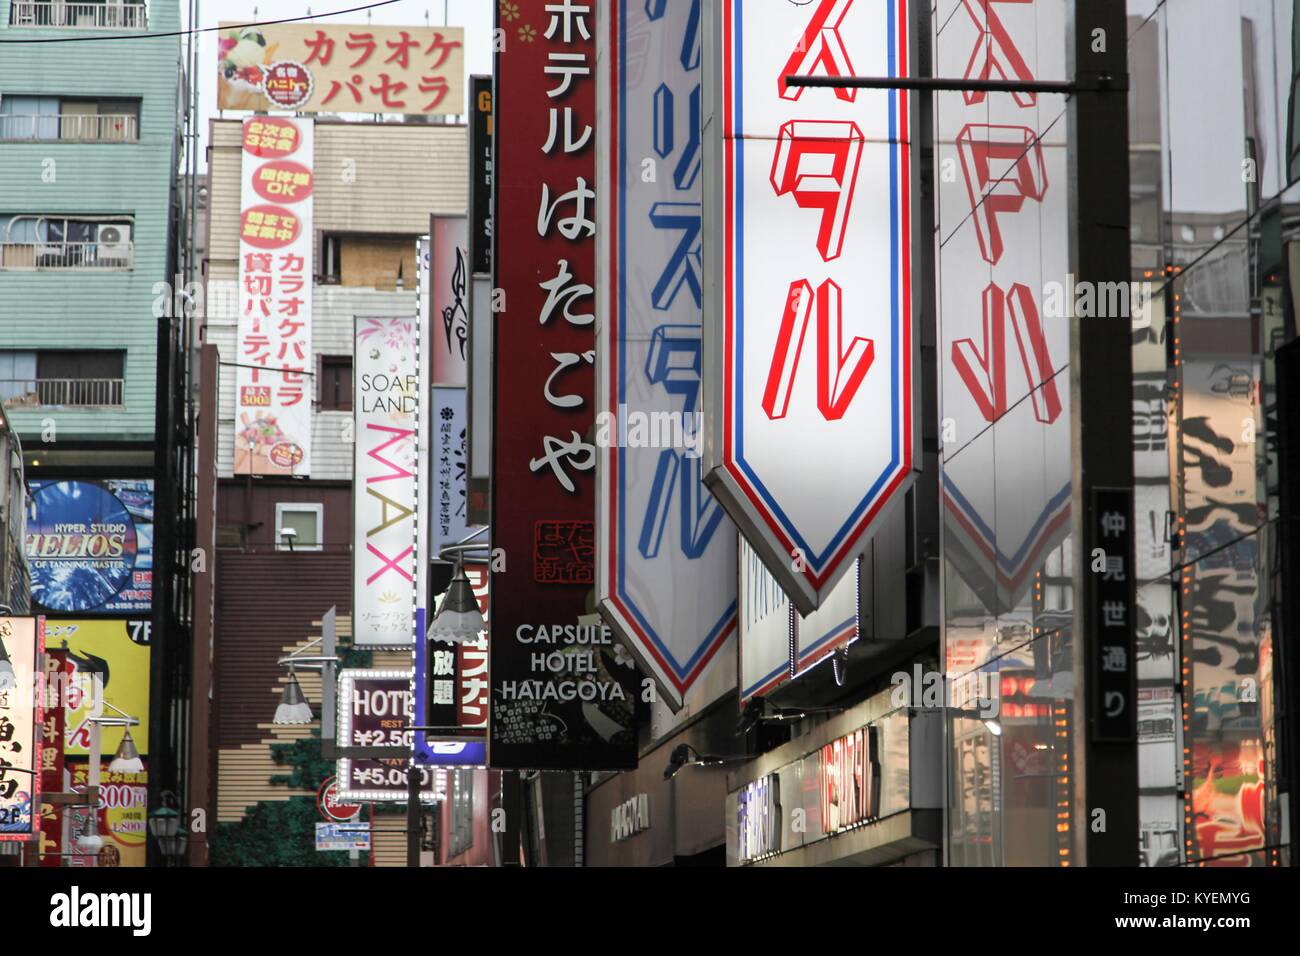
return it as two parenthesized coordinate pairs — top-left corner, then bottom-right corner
(0, 0), (404, 43)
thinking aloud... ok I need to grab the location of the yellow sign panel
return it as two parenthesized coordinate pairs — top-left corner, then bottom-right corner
(45, 620), (151, 758)
(67, 764), (149, 867)
(216, 23), (466, 116)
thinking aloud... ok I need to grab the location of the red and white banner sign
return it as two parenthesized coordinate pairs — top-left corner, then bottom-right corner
(705, 0), (917, 615)
(235, 117), (314, 476)
(457, 564), (489, 730)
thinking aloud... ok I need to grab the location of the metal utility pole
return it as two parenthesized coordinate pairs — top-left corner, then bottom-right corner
(1067, 0), (1138, 866)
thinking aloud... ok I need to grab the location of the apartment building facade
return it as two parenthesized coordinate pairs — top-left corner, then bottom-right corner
(0, 0), (188, 866)
(0, 0), (180, 449)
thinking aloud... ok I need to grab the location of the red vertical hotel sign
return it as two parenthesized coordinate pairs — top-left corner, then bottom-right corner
(490, 0), (639, 770)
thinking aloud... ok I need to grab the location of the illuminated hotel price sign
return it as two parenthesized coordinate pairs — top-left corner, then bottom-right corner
(1090, 488), (1136, 743)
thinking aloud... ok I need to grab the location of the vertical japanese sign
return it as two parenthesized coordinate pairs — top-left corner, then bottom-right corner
(431, 388), (477, 555)
(432, 216), (471, 388)
(704, 0), (918, 616)
(467, 75), (496, 523)
(0, 616), (42, 841)
(457, 564), (491, 730)
(37, 649), (65, 865)
(739, 534), (792, 702)
(236, 116), (314, 476)
(468, 75), (494, 275)
(492, 0), (639, 770)
(1091, 488), (1135, 743)
(596, 0), (738, 711)
(354, 316), (420, 646)
(935, 0), (1071, 613)
(739, 531), (859, 703)
(415, 564), (489, 766)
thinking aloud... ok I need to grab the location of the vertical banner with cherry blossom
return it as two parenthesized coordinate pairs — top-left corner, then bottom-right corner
(354, 316), (421, 647)
(235, 116), (314, 476)
(490, 0), (640, 771)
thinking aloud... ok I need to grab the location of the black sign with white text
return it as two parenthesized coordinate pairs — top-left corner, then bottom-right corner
(1090, 487), (1137, 743)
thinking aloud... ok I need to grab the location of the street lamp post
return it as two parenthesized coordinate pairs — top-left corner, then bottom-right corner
(148, 792), (188, 866)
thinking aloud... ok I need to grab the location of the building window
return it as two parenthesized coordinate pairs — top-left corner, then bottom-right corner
(320, 234), (342, 285)
(0, 349), (125, 407)
(320, 356), (353, 411)
(0, 95), (140, 142)
(0, 215), (134, 270)
(8, 2), (148, 30)
(318, 233), (419, 289)
(275, 503), (323, 552)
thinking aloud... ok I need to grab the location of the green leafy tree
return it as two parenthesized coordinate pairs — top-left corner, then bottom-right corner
(210, 648), (372, 867)
(209, 731), (349, 867)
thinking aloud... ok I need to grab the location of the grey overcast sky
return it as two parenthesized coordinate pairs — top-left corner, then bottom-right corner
(182, 0), (495, 171)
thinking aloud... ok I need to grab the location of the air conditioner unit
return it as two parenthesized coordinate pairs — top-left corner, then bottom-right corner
(96, 223), (131, 263)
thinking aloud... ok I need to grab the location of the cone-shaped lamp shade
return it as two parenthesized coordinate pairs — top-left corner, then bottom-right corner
(108, 729), (144, 773)
(427, 566), (486, 644)
(273, 672), (313, 724)
(77, 814), (103, 852)
(0, 636), (13, 691)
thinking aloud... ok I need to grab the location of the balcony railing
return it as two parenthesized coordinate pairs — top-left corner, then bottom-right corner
(9, 2), (147, 29)
(0, 378), (125, 408)
(0, 241), (134, 270)
(0, 113), (138, 142)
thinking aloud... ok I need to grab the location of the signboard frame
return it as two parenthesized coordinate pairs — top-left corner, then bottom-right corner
(701, 0), (923, 616)
(595, 0), (739, 712)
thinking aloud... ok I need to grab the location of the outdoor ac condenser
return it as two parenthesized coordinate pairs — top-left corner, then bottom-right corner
(96, 223), (131, 263)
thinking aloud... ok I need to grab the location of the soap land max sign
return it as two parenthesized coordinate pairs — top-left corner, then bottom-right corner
(705, 0), (919, 616)
(352, 316), (423, 646)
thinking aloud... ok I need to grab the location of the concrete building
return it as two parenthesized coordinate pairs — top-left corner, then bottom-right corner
(0, 0), (190, 867)
(0, 0), (181, 450)
(193, 116), (467, 866)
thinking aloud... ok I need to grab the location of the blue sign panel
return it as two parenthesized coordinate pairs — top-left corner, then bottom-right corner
(26, 479), (154, 614)
(596, 0), (737, 711)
